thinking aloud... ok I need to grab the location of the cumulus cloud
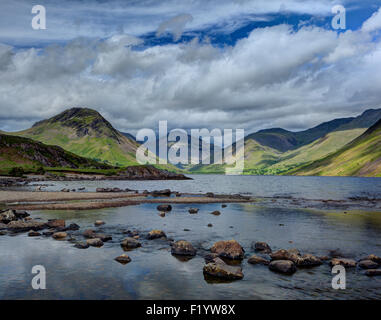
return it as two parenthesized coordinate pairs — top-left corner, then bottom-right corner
(0, 1), (381, 135)
(362, 7), (381, 32)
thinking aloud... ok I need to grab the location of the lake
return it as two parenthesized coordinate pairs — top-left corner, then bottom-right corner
(1, 175), (381, 300)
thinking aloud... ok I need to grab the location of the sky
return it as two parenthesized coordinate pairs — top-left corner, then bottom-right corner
(0, 0), (381, 135)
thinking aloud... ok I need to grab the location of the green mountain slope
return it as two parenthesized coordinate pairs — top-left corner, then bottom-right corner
(0, 133), (111, 175)
(245, 108), (381, 152)
(289, 119), (381, 177)
(12, 108), (141, 167)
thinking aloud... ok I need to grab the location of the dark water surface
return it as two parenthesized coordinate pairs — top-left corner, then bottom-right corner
(1, 175), (381, 300)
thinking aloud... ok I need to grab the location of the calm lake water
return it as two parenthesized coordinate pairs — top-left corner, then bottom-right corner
(1, 175), (381, 300)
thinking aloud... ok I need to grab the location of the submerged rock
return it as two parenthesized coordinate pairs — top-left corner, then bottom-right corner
(361, 254), (381, 264)
(210, 240), (244, 260)
(253, 242), (272, 254)
(86, 238), (104, 247)
(189, 208), (199, 214)
(121, 237), (141, 250)
(151, 189), (171, 197)
(115, 254), (131, 264)
(159, 212), (166, 218)
(67, 223), (80, 231)
(157, 205), (172, 212)
(74, 241), (90, 249)
(203, 258), (243, 280)
(210, 211), (221, 216)
(330, 258), (357, 268)
(83, 229), (96, 238)
(171, 240), (197, 256)
(248, 255), (270, 265)
(94, 233), (112, 242)
(147, 230), (167, 240)
(28, 230), (41, 237)
(358, 260), (379, 269)
(94, 220), (105, 226)
(365, 269), (381, 277)
(269, 260), (297, 275)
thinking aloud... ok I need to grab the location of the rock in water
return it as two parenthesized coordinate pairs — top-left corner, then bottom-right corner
(115, 254), (132, 264)
(86, 238), (104, 247)
(47, 219), (66, 228)
(94, 220), (105, 226)
(189, 208), (199, 214)
(295, 254), (323, 267)
(52, 232), (67, 239)
(28, 230), (41, 237)
(94, 233), (112, 242)
(365, 269), (381, 277)
(7, 220), (47, 232)
(157, 205), (172, 212)
(203, 258), (244, 280)
(253, 242), (272, 254)
(74, 241), (90, 249)
(147, 230), (167, 240)
(171, 240), (197, 256)
(210, 211), (221, 216)
(121, 237), (141, 250)
(358, 260), (379, 269)
(0, 209), (17, 224)
(210, 240), (244, 260)
(361, 254), (381, 264)
(248, 255), (270, 265)
(269, 260), (297, 275)
(330, 258), (357, 268)
(83, 229), (96, 238)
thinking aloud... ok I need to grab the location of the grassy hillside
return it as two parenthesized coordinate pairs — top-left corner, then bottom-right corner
(12, 108), (140, 167)
(289, 120), (381, 177)
(0, 133), (112, 175)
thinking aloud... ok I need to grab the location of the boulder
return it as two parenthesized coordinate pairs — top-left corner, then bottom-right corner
(147, 230), (167, 240)
(248, 255), (270, 265)
(94, 220), (105, 226)
(121, 237), (141, 250)
(151, 189), (171, 197)
(330, 258), (356, 268)
(83, 229), (96, 238)
(42, 230), (54, 237)
(189, 208), (199, 214)
(361, 254), (381, 264)
(207, 223), (213, 227)
(14, 210), (30, 219)
(0, 223), (7, 230)
(28, 230), (41, 237)
(0, 209), (17, 224)
(210, 240), (245, 260)
(270, 249), (300, 263)
(210, 211), (221, 216)
(67, 223), (80, 231)
(365, 269), (381, 277)
(206, 192), (214, 198)
(295, 254), (323, 267)
(203, 258), (244, 280)
(115, 254), (131, 264)
(86, 238), (104, 247)
(358, 260), (379, 269)
(221, 204), (227, 208)
(204, 253), (219, 263)
(253, 242), (272, 254)
(74, 241), (90, 249)
(157, 205), (172, 212)
(94, 233), (112, 242)
(269, 260), (297, 275)
(159, 212), (166, 218)
(171, 240), (197, 256)
(47, 219), (65, 228)
(52, 232), (67, 239)
(7, 220), (46, 232)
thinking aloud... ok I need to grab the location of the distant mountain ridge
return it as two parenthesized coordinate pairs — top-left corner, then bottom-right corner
(290, 118), (381, 177)
(246, 109), (381, 152)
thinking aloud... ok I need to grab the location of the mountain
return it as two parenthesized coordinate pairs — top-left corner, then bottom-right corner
(190, 108), (381, 176)
(12, 108), (141, 167)
(289, 119), (381, 177)
(245, 109), (381, 152)
(121, 132), (136, 141)
(0, 133), (111, 175)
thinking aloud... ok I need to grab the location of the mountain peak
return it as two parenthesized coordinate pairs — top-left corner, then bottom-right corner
(32, 107), (119, 139)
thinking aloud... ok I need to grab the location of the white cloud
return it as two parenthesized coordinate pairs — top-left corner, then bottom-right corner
(362, 7), (381, 32)
(1, 3), (381, 135)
